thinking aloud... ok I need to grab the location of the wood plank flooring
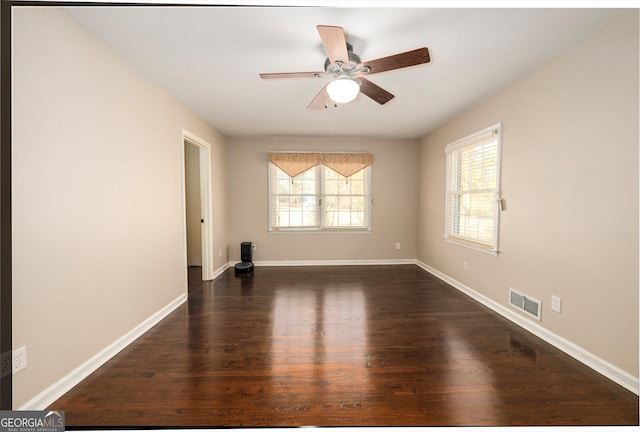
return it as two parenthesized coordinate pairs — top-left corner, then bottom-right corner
(49, 265), (638, 427)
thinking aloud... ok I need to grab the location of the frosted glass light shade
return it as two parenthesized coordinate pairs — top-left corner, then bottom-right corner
(326, 78), (360, 104)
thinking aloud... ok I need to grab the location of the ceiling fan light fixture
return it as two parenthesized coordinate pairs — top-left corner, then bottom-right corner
(326, 77), (360, 104)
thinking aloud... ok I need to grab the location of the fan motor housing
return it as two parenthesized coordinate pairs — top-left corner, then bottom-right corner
(324, 43), (362, 74)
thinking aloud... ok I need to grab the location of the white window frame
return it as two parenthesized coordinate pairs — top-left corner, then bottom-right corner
(268, 161), (372, 232)
(444, 123), (502, 255)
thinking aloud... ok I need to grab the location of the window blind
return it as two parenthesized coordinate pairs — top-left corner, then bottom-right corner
(445, 124), (501, 252)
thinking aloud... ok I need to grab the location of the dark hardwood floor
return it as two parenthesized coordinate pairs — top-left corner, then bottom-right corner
(49, 265), (638, 427)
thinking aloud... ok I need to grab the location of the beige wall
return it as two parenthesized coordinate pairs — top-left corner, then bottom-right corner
(12, 7), (227, 407)
(417, 11), (638, 377)
(226, 136), (419, 263)
(184, 142), (202, 266)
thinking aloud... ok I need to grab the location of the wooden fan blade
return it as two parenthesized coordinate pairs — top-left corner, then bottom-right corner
(317, 25), (349, 65)
(260, 71), (324, 79)
(307, 84), (329, 109)
(359, 47), (430, 75)
(359, 77), (394, 105)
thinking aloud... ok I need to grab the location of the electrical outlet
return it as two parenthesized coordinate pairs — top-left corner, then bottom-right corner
(251, 244), (256, 252)
(218, 249), (222, 257)
(13, 346), (27, 375)
(551, 295), (562, 313)
(395, 242), (401, 250)
(464, 261), (470, 271)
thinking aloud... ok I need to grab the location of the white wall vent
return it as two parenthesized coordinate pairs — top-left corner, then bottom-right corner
(509, 288), (542, 321)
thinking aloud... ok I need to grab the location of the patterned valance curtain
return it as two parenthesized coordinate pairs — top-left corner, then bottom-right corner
(321, 153), (373, 178)
(268, 152), (373, 178)
(267, 152), (322, 178)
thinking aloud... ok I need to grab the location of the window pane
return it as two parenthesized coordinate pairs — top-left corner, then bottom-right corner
(325, 178), (339, 194)
(350, 196), (365, 226)
(277, 178), (291, 194)
(350, 178), (364, 194)
(458, 139), (497, 192)
(323, 195), (338, 226)
(302, 196), (317, 226)
(271, 165), (319, 228)
(337, 196), (350, 225)
(275, 196), (290, 226)
(455, 191), (495, 242)
(323, 195), (367, 227)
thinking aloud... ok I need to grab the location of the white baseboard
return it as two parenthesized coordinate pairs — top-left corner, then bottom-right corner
(229, 258), (417, 267)
(209, 262), (229, 280)
(415, 260), (639, 395)
(18, 293), (188, 410)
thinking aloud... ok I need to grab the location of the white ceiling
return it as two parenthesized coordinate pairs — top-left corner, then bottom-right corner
(64, 5), (622, 139)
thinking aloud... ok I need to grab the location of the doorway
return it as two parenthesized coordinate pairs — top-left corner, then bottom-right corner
(182, 130), (213, 281)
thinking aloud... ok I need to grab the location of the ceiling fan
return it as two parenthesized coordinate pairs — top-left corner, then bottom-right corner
(259, 25), (431, 109)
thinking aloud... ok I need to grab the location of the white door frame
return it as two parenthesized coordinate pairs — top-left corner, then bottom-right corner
(181, 129), (214, 281)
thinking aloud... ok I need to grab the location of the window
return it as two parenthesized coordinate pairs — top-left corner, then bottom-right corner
(321, 165), (370, 229)
(270, 164), (319, 229)
(269, 154), (372, 231)
(445, 123), (502, 254)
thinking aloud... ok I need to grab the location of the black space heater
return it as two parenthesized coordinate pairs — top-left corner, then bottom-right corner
(234, 242), (254, 274)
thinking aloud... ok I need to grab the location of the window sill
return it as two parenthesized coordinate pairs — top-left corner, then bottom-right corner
(269, 228), (372, 234)
(444, 237), (499, 256)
